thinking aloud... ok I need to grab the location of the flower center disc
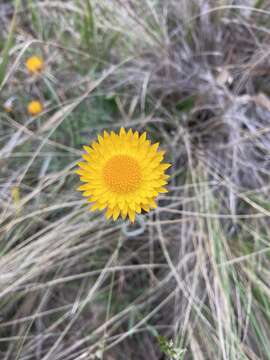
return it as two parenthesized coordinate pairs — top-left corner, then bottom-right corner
(103, 155), (142, 194)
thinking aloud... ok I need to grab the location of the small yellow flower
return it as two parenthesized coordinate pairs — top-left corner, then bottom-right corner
(25, 55), (44, 74)
(77, 128), (170, 222)
(11, 186), (21, 214)
(27, 100), (43, 115)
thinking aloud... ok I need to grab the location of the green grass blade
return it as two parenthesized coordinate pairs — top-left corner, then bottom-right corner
(0, 0), (20, 87)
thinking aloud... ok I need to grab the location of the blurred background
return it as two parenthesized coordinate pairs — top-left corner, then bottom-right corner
(1, 0), (270, 359)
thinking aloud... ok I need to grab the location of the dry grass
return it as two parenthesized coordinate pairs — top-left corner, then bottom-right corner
(1, 0), (270, 359)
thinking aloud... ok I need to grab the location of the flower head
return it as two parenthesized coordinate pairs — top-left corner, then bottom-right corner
(3, 97), (15, 113)
(25, 55), (44, 74)
(77, 128), (170, 222)
(27, 100), (43, 115)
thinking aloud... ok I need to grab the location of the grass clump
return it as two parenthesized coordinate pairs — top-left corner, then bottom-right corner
(1, 0), (270, 359)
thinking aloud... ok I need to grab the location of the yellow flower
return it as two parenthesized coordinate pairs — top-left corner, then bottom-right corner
(27, 100), (43, 115)
(25, 55), (44, 74)
(77, 128), (170, 222)
(11, 186), (21, 214)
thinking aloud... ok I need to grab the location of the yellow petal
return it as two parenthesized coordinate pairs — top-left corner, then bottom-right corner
(157, 187), (168, 193)
(105, 209), (113, 219)
(141, 204), (150, 212)
(120, 127), (126, 137)
(83, 145), (94, 154)
(139, 132), (147, 142)
(128, 209), (135, 223)
(113, 207), (120, 220)
(121, 207), (128, 220)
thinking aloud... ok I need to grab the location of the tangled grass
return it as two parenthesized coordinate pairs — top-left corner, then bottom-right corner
(1, 0), (270, 359)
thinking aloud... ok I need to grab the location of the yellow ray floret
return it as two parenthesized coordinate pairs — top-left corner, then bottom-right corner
(76, 128), (170, 222)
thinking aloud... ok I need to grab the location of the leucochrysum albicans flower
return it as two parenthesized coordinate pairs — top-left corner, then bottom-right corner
(3, 97), (16, 113)
(27, 100), (43, 115)
(77, 128), (170, 222)
(25, 55), (44, 74)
